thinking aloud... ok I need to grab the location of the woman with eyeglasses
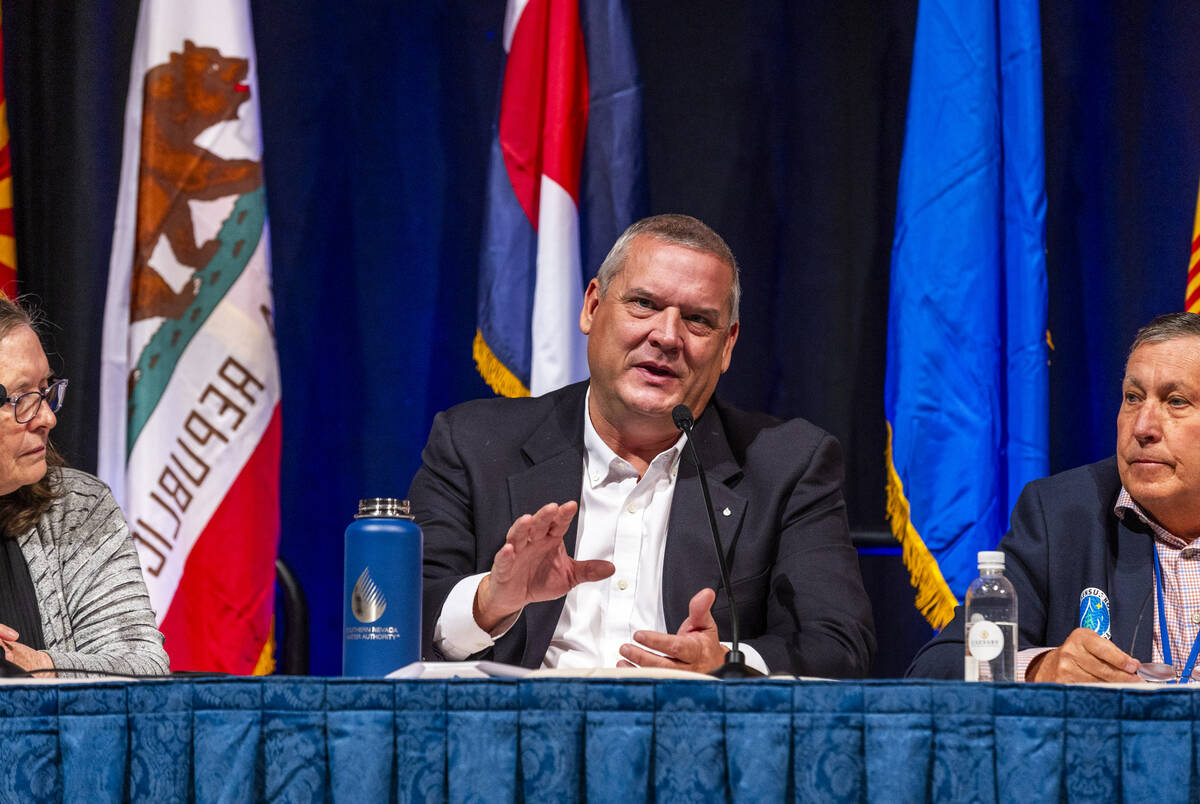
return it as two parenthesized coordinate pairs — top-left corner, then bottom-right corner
(0, 297), (168, 677)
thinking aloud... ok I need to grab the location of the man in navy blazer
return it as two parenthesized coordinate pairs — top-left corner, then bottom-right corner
(908, 311), (1200, 682)
(411, 214), (875, 676)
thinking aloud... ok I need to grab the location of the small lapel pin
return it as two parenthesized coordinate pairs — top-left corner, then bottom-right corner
(721, 507), (731, 517)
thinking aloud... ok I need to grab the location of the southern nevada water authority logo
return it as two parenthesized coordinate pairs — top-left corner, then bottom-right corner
(352, 567), (387, 623)
(1079, 587), (1111, 639)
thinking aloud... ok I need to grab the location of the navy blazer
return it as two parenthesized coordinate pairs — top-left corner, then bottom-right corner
(907, 457), (1156, 678)
(410, 381), (876, 676)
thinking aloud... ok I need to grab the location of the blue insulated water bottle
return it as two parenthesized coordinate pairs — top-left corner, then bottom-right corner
(342, 498), (423, 676)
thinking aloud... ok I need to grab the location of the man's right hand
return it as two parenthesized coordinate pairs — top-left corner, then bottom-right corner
(1025, 627), (1141, 683)
(472, 501), (615, 633)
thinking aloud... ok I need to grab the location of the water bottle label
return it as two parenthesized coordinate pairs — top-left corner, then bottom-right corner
(346, 564), (404, 642)
(351, 567), (387, 623)
(968, 620), (1004, 661)
(345, 625), (405, 642)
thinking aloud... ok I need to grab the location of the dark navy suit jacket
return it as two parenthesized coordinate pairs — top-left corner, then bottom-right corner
(410, 381), (876, 676)
(907, 458), (1156, 678)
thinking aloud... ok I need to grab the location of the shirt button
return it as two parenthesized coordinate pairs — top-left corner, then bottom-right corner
(626, 503), (637, 514)
(1192, 612), (1200, 625)
(617, 579), (628, 591)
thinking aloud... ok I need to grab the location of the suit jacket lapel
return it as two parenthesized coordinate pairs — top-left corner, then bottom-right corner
(662, 402), (747, 630)
(1110, 515), (1155, 661)
(508, 384), (587, 667)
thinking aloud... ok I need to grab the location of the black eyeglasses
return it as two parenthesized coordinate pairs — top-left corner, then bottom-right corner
(0, 378), (68, 423)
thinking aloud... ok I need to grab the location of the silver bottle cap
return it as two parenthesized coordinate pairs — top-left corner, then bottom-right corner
(355, 498), (412, 519)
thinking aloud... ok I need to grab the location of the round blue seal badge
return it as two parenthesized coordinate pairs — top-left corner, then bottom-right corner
(1079, 587), (1111, 639)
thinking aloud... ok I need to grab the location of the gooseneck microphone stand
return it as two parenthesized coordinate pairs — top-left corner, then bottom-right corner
(672, 404), (764, 679)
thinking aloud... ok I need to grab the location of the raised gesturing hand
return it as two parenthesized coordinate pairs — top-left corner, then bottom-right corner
(473, 501), (614, 632)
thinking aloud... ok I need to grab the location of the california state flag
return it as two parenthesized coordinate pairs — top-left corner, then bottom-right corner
(99, 0), (281, 674)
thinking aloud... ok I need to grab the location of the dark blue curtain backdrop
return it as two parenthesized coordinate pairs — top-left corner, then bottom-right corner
(4, 2), (1198, 675)
(1042, 3), (1200, 470)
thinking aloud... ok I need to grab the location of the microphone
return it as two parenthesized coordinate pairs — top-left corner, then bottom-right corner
(672, 404), (763, 678)
(1129, 584), (1175, 682)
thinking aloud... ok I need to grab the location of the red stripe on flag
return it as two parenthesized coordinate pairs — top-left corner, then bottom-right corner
(1192, 233), (1200, 255)
(0, 142), (11, 190)
(498, 0), (589, 228)
(159, 404), (282, 673)
(1188, 285), (1200, 312)
(539, 0), (588, 201)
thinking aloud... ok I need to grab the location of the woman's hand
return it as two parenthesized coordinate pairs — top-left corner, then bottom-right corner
(0, 623), (56, 677)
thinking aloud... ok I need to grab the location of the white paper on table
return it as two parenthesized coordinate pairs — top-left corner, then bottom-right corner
(386, 661), (533, 679)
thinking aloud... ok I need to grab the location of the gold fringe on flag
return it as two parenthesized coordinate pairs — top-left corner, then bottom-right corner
(884, 421), (959, 630)
(253, 620), (276, 675)
(473, 329), (530, 398)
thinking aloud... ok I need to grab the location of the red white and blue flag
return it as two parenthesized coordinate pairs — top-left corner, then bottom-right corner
(99, 0), (281, 673)
(475, 0), (644, 397)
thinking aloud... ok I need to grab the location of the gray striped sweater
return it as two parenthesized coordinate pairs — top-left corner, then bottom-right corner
(17, 468), (169, 676)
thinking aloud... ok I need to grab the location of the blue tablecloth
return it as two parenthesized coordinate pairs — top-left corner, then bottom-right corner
(0, 677), (1194, 802)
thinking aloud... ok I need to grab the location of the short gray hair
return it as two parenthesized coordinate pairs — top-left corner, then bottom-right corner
(1128, 311), (1200, 357)
(594, 214), (741, 325)
(0, 294), (36, 343)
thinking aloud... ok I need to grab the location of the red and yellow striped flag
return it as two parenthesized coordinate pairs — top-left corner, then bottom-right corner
(1190, 180), (1200, 313)
(0, 2), (17, 299)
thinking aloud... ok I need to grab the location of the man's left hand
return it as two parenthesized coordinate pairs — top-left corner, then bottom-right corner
(618, 588), (727, 674)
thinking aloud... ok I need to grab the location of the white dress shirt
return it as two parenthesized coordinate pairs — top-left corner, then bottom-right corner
(433, 391), (767, 673)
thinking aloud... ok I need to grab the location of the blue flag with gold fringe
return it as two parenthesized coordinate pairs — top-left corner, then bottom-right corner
(885, 0), (1049, 629)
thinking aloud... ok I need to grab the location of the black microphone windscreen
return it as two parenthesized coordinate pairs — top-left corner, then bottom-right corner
(671, 404), (694, 431)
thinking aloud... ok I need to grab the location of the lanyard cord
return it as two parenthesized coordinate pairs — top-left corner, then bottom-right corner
(1152, 545), (1200, 683)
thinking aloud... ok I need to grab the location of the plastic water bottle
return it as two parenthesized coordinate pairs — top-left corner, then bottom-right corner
(963, 550), (1017, 682)
(342, 498), (422, 676)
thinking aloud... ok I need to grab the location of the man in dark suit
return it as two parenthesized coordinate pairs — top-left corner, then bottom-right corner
(411, 214), (875, 676)
(908, 311), (1200, 682)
